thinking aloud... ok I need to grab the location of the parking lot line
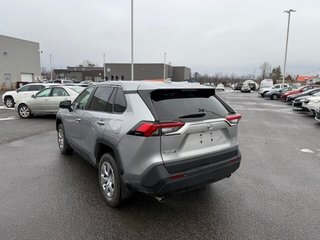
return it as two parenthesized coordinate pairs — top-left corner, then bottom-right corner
(0, 106), (15, 110)
(0, 116), (18, 121)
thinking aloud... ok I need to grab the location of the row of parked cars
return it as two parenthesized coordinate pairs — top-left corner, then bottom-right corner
(1, 83), (85, 118)
(233, 83), (256, 92)
(258, 83), (320, 121)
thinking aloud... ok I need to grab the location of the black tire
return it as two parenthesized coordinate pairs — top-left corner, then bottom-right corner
(99, 153), (122, 207)
(4, 96), (14, 108)
(57, 124), (73, 154)
(271, 94), (278, 100)
(18, 104), (32, 118)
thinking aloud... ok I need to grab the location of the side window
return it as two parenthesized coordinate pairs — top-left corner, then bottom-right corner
(73, 87), (95, 110)
(88, 86), (114, 112)
(36, 88), (52, 97)
(29, 85), (43, 91)
(52, 88), (69, 97)
(274, 85), (280, 89)
(113, 88), (127, 113)
(17, 85), (29, 92)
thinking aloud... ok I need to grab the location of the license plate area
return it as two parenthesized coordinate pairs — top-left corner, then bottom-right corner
(186, 129), (229, 150)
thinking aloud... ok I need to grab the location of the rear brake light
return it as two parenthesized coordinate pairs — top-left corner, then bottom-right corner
(225, 114), (241, 125)
(169, 173), (185, 180)
(129, 121), (185, 137)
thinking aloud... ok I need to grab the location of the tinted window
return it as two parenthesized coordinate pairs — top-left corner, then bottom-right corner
(73, 87), (95, 110)
(52, 87), (69, 96)
(114, 88), (127, 113)
(106, 88), (117, 113)
(29, 85), (44, 91)
(17, 85), (29, 92)
(36, 88), (52, 97)
(88, 86), (114, 112)
(151, 89), (230, 121)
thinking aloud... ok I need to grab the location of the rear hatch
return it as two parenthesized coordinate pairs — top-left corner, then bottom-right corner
(140, 88), (240, 173)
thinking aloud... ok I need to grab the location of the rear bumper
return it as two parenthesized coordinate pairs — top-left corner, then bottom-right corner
(125, 150), (241, 196)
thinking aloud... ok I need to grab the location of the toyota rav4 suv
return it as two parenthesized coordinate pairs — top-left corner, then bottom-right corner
(56, 81), (242, 206)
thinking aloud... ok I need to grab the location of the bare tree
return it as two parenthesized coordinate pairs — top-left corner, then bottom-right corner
(81, 60), (95, 68)
(41, 67), (50, 80)
(260, 62), (271, 79)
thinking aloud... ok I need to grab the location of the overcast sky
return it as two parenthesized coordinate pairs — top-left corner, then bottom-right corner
(1, 0), (320, 76)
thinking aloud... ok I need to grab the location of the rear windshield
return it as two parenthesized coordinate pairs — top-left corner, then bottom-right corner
(150, 89), (233, 121)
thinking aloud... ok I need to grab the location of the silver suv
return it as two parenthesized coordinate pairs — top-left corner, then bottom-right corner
(56, 81), (242, 206)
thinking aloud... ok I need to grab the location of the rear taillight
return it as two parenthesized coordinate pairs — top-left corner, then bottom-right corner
(225, 114), (241, 125)
(129, 121), (185, 137)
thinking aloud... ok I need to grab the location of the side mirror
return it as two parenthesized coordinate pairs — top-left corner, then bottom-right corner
(31, 94), (36, 98)
(59, 100), (72, 112)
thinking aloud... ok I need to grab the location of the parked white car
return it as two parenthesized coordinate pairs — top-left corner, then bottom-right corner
(216, 83), (225, 91)
(2, 83), (52, 108)
(15, 86), (84, 118)
(302, 96), (320, 115)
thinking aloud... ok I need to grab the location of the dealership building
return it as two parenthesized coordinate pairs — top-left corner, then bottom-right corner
(0, 35), (41, 90)
(54, 66), (104, 82)
(55, 63), (191, 82)
(104, 63), (191, 81)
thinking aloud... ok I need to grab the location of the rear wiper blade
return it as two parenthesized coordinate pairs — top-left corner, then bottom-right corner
(179, 113), (206, 118)
(198, 108), (225, 118)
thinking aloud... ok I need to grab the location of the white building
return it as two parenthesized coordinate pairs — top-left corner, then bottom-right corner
(0, 35), (41, 90)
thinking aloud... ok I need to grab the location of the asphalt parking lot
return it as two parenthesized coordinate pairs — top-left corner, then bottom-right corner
(1, 91), (320, 240)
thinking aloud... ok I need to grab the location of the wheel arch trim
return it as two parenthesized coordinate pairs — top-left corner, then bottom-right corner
(95, 139), (124, 174)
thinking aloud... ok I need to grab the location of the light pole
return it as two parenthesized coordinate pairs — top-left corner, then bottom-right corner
(283, 9), (296, 84)
(163, 52), (166, 81)
(131, 0), (134, 81)
(49, 54), (53, 81)
(103, 53), (106, 80)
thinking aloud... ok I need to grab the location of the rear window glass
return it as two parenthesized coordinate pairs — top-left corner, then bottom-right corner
(113, 88), (127, 113)
(150, 89), (231, 121)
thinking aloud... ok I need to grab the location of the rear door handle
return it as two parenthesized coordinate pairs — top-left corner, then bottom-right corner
(75, 118), (81, 123)
(97, 120), (105, 126)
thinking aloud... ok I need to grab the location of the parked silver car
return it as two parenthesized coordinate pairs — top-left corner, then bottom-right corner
(56, 81), (242, 206)
(15, 86), (84, 118)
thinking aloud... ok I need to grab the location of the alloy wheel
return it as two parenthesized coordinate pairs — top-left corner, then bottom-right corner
(100, 162), (115, 199)
(5, 98), (13, 108)
(58, 128), (64, 150)
(19, 105), (31, 118)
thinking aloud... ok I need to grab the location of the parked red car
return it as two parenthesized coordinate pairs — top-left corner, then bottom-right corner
(282, 85), (320, 101)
